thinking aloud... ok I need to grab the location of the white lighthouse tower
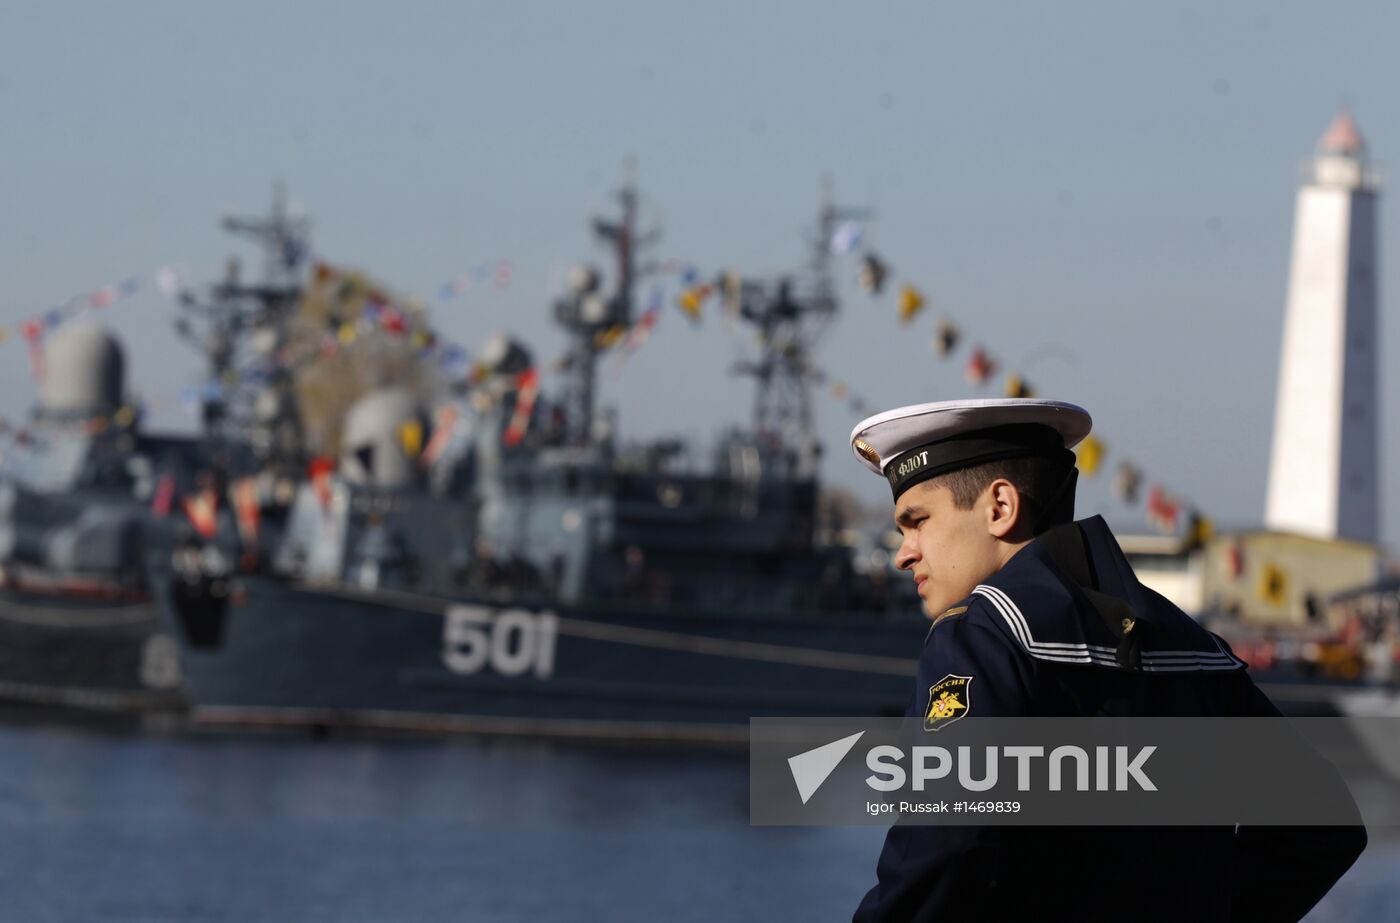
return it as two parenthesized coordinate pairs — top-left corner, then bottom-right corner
(1265, 111), (1381, 542)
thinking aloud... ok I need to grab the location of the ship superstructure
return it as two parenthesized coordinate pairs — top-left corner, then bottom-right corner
(156, 181), (924, 740)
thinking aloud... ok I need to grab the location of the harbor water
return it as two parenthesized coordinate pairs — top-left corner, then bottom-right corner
(3, 719), (1396, 922)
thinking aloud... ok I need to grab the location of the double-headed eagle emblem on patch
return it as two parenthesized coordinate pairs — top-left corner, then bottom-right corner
(924, 673), (972, 731)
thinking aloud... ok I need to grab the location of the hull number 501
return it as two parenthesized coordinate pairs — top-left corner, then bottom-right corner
(442, 605), (558, 678)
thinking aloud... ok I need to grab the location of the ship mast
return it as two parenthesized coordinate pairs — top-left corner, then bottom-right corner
(553, 165), (659, 447)
(734, 188), (871, 479)
(220, 182), (309, 292)
(176, 183), (310, 464)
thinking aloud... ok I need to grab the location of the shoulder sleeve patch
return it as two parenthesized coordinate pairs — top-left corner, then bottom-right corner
(923, 673), (972, 731)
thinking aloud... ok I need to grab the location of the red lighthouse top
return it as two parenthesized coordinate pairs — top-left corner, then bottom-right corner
(1319, 111), (1365, 157)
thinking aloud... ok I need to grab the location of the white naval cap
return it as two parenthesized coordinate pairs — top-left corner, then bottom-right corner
(850, 398), (1092, 500)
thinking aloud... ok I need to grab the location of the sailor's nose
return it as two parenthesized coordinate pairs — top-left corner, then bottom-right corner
(894, 534), (920, 571)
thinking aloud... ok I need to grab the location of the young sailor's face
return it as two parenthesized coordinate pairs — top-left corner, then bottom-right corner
(892, 481), (1004, 618)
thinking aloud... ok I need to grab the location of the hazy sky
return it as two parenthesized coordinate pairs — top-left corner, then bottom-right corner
(4, 1), (1399, 545)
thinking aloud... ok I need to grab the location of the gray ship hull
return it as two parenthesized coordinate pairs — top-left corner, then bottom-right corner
(163, 576), (926, 742)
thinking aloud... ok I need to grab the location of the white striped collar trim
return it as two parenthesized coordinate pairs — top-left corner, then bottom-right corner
(972, 584), (1243, 672)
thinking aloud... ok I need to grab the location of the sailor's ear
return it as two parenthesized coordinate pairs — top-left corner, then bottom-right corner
(983, 478), (1022, 539)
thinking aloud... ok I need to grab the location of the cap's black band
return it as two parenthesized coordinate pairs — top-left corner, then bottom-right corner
(884, 424), (1072, 501)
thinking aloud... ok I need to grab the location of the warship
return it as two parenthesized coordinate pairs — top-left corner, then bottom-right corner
(154, 181), (929, 742)
(0, 322), (197, 715)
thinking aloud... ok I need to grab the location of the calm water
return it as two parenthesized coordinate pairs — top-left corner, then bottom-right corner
(0, 720), (1394, 922)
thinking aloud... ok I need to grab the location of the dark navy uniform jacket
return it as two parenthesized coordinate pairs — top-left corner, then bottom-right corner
(854, 515), (1367, 923)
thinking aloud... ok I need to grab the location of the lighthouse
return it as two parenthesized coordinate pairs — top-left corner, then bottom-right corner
(1264, 112), (1381, 543)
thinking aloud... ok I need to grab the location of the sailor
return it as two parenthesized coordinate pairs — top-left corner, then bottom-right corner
(847, 398), (1367, 922)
